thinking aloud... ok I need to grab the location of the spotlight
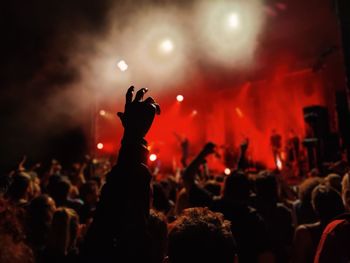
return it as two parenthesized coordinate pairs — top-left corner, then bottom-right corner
(276, 156), (283, 170)
(176, 95), (184, 102)
(224, 168), (231, 175)
(117, 60), (128, 72)
(159, 39), (174, 54)
(99, 110), (106, 116)
(227, 13), (240, 29)
(149, 154), (157, 162)
(97, 143), (104, 150)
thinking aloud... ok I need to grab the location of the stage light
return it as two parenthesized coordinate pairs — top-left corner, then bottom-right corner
(227, 13), (240, 29)
(97, 143), (104, 150)
(99, 110), (106, 116)
(176, 95), (184, 102)
(123, 9), (189, 89)
(117, 60), (128, 72)
(194, 0), (265, 67)
(159, 39), (174, 54)
(224, 168), (231, 175)
(191, 110), (198, 116)
(276, 156), (283, 170)
(149, 154), (157, 162)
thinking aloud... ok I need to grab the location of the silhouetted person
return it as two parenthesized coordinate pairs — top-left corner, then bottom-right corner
(314, 173), (350, 262)
(293, 185), (344, 263)
(81, 87), (160, 263)
(254, 171), (294, 262)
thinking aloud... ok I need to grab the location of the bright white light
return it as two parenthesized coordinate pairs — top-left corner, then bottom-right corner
(159, 39), (174, 54)
(228, 13), (240, 29)
(194, 0), (265, 67)
(176, 95), (184, 102)
(224, 168), (231, 175)
(276, 156), (283, 170)
(117, 60), (128, 72)
(97, 143), (104, 150)
(149, 154), (157, 162)
(99, 110), (106, 116)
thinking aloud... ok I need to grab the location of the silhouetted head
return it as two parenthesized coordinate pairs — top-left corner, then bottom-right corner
(325, 173), (342, 194)
(80, 181), (99, 206)
(223, 171), (250, 203)
(168, 207), (236, 263)
(298, 177), (324, 203)
(255, 171), (278, 205)
(312, 184), (344, 223)
(6, 172), (31, 203)
(48, 178), (71, 207)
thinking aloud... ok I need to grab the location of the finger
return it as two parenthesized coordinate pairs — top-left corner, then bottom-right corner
(154, 103), (161, 115)
(134, 88), (148, 102)
(125, 86), (134, 106)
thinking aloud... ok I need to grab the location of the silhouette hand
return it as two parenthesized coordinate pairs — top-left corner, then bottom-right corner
(117, 86), (160, 142)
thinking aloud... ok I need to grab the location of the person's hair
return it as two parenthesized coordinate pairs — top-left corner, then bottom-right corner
(325, 173), (342, 193)
(6, 172), (31, 202)
(341, 173), (350, 209)
(312, 184), (345, 223)
(254, 171), (278, 204)
(298, 177), (324, 203)
(223, 171), (250, 202)
(147, 210), (168, 263)
(168, 207), (236, 263)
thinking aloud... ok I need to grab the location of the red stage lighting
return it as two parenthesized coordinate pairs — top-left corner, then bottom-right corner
(176, 95), (184, 102)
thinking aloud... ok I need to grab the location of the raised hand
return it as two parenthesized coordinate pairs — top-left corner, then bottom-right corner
(117, 86), (160, 142)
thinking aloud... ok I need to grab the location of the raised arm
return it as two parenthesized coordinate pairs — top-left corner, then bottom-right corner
(82, 87), (160, 263)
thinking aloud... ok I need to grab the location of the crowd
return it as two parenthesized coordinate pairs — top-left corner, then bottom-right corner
(1, 87), (350, 263)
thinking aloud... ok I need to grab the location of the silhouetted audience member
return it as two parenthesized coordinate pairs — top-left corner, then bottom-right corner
(79, 181), (99, 224)
(211, 171), (269, 263)
(293, 177), (323, 225)
(40, 208), (80, 263)
(254, 171), (294, 262)
(25, 194), (56, 258)
(168, 207), (236, 263)
(81, 87), (160, 263)
(293, 184), (344, 263)
(48, 177), (83, 214)
(6, 172), (32, 207)
(314, 173), (350, 262)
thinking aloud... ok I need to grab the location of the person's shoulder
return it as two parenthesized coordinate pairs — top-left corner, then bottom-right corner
(323, 213), (350, 235)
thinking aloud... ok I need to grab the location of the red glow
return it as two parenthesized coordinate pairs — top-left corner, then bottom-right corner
(96, 60), (328, 170)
